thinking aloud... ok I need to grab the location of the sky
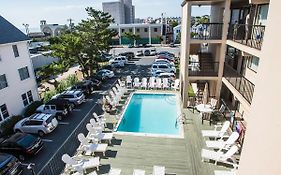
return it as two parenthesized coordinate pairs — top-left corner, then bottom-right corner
(0, 0), (210, 32)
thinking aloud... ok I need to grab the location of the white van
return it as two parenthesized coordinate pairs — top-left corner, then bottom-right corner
(151, 63), (176, 74)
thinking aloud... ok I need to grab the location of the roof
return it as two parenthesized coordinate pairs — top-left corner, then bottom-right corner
(0, 16), (30, 45)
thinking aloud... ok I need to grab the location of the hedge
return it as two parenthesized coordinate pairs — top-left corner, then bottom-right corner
(22, 101), (44, 117)
(0, 115), (22, 137)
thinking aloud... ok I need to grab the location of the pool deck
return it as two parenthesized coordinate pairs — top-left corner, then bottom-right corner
(97, 108), (231, 175)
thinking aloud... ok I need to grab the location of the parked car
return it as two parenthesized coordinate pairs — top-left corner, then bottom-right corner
(151, 63), (176, 74)
(110, 60), (125, 68)
(144, 50), (150, 56)
(119, 52), (135, 60)
(136, 50), (143, 57)
(53, 90), (85, 106)
(154, 58), (175, 66)
(99, 52), (113, 61)
(95, 69), (115, 81)
(109, 56), (128, 65)
(158, 51), (175, 57)
(157, 72), (176, 80)
(70, 80), (95, 96)
(157, 54), (175, 62)
(36, 99), (73, 120)
(88, 78), (102, 90)
(14, 113), (58, 137)
(0, 133), (43, 160)
(0, 153), (23, 175)
(150, 49), (157, 56)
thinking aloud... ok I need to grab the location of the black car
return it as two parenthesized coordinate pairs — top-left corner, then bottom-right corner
(36, 98), (73, 120)
(0, 133), (43, 160)
(70, 80), (94, 96)
(119, 52), (135, 60)
(144, 50), (150, 56)
(0, 153), (23, 175)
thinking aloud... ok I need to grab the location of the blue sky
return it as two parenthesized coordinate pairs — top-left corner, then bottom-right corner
(0, 0), (210, 32)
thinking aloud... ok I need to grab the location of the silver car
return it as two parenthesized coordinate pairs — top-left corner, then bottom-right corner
(14, 113), (58, 136)
(52, 90), (85, 106)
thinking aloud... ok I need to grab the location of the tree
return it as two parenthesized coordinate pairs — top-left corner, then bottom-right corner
(170, 20), (179, 28)
(49, 8), (117, 77)
(123, 32), (140, 46)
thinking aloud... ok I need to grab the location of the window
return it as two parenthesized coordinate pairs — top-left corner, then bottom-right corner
(0, 104), (9, 120)
(18, 66), (30, 80)
(21, 90), (33, 107)
(154, 28), (158, 32)
(247, 56), (259, 72)
(255, 4), (269, 25)
(129, 29), (133, 33)
(121, 29), (125, 33)
(12, 45), (19, 57)
(0, 74), (8, 90)
(136, 28), (140, 32)
(144, 28), (148, 32)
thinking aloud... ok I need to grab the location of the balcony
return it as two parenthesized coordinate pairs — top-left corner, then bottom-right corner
(189, 61), (219, 76)
(228, 24), (265, 50)
(224, 64), (255, 104)
(191, 23), (223, 40)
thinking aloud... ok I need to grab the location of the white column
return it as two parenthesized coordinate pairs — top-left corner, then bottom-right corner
(133, 27), (136, 46)
(148, 26), (152, 45)
(118, 26), (122, 45)
(180, 2), (192, 107)
(237, 1), (281, 175)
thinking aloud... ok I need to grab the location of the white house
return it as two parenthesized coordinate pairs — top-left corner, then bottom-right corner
(0, 16), (39, 121)
(173, 25), (181, 42)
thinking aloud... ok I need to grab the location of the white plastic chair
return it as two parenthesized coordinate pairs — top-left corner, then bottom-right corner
(156, 78), (162, 89)
(202, 121), (230, 139)
(171, 79), (180, 91)
(201, 145), (238, 166)
(118, 79), (125, 87)
(133, 77), (141, 88)
(205, 132), (239, 150)
(78, 133), (108, 156)
(149, 77), (156, 89)
(126, 76), (132, 88)
(209, 98), (218, 109)
(162, 78), (169, 90)
(141, 78), (148, 89)
(86, 124), (113, 144)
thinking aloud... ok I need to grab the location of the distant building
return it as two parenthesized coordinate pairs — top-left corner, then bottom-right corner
(173, 25), (181, 42)
(103, 0), (135, 24)
(0, 16), (39, 120)
(40, 20), (66, 37)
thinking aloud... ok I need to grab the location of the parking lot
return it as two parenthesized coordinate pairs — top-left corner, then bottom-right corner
(22, 46), (180, 174)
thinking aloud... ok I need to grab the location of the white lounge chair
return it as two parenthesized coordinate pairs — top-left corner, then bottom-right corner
(141, 78), (148, 89)
(156, 78), (162, 89)
(133, 77), (141, 88)
(86, 124), (113, 144)
(202, 121), (230, 139)
(78, 133), (108, 156)
(214, 170), (236, 175)
(89, 119), (104, 132)
(118, 79), (125, 87)
(171, 79), (180, 91)
(162, 78), (169, 90)
(109, 168), (122, 175)
(148, 77), (156, 89)
(93, 113), (106, 127)
(126, 76), (132, 88)
(61, 154), (100, 173)
(201, 145), (238, 166)
(133, 169), (145, 175)
(153, 166), (165, 175)
(206, 132), (239, 150)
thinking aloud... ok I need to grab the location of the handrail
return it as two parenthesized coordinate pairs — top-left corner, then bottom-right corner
(189, 61), (220, 76)
(191, 23), (223, 40)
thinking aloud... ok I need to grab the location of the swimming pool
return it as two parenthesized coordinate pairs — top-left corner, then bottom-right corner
(116, 93), (182, 137)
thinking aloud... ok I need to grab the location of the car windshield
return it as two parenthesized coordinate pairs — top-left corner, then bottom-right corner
(46, 116), (54, 124)
(17, 134), (36, 148)
(76, 92), (83, 97)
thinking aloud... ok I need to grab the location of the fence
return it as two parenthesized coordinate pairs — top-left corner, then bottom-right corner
(188, 61), (220, 76)
(191, 23), (223, 40)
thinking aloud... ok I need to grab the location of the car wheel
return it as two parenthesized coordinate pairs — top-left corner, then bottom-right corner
(18, 155), (25, 161)
(38, 131), (45, 137)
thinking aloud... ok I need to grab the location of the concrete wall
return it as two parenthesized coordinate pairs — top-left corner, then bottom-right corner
(31, 53), (59, 69)
(103, 1), (125, 24)
(0, 41), (39, 119)
(237, 1), (281, 175)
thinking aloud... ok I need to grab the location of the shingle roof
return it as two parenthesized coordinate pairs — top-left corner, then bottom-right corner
(0, 16), (30, 45)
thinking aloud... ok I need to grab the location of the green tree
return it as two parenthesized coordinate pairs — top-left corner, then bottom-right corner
(123, 32), (140, 46)
(170, 20), (179, 28)
(49, 8), (117, 77)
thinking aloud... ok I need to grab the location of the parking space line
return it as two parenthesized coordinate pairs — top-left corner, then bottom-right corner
(72, 109), (81, 112)
(42, 139), (53, 143)
(58, 122), (70, 125)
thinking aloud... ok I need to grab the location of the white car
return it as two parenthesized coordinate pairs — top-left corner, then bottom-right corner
(96, 69), (115, 79)
(150, 49), (157, 56)
(109, 56), (128, 65)
(110, 60), (125, 67)
(154, 59), (175, 66)
(151, 63), (176, 74)
(152, 70), (175, 77)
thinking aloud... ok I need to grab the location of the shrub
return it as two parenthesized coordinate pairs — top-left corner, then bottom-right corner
(65, 74), (79, 87)
(0, 115), (23, 137)
(43, 90), (57, 103)
(22, 101), (44, 117)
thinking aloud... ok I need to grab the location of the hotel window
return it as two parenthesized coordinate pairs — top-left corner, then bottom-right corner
(18, 66), (30, 80)
(0, 104), (9, 120)
(255, 4), (269, 25)
(21, 90), (33, 107)
(121, 29), (125, 33)
(129, 28), (133, 33)
(144, 28), (148, 32)
(136, 28), (140, 32)
(12, 45), (19, 57)
(247, 56), (259, 72)
(0, 74), (8, 90)
(154, 28), (158, 32)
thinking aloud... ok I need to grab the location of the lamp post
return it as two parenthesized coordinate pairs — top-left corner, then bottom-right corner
(22, 23), (30, 35)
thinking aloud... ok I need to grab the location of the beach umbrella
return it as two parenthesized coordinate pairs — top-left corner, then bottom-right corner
(203, 82), (209, 105)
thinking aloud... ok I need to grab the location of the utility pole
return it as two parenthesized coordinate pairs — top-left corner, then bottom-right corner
(22, 23), (30, 35)
(67, 18), (74, 30)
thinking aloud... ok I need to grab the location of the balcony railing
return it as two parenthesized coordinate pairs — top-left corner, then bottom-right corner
(224, 64), (255, 104)
(228, 24), (265, 50)
(189, 61), (219, 76)
(191, 23), (223, 40)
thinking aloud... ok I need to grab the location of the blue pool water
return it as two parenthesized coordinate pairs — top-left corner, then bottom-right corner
(117, 93), (180, 135)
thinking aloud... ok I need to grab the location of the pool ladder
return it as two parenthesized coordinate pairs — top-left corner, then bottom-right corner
(175, 113), (187, 127)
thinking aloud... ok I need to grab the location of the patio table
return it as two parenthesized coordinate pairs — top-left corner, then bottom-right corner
(196, 104), (214, 125)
